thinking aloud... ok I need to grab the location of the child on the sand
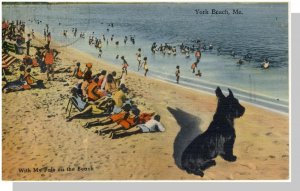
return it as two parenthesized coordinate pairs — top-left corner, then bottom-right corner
(110, 115), (165, 139)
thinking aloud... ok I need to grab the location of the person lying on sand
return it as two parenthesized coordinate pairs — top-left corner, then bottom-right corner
(2, 65), (26, 93)
(3, 67), (40, 93)
(110, 114), (165, 139)
(96, 108), (155, 136)
(97, 107), (141, 135)
(83, 103), (132, 128)
(54, 66), (72, 74)
(66, 97), (115, 122)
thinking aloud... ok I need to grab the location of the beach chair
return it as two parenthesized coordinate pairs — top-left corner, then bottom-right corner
(66, 96), (88, 117)
(2, 53), (18, 76)
(2, 53), (17, 68)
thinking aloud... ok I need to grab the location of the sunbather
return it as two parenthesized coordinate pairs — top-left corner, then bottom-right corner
(3, 67), (35, 93)
(98, 109), (155, 135)
(83, 103), (132, 128)
(66, 97), (115, 122)
(110, 115), (165, 139)
(2, 65), (26, 92)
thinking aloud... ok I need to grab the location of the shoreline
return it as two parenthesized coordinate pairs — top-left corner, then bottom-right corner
(2, 29), (289, 180)
(83, 54), (289, 116)
(64, 42), (290, 114)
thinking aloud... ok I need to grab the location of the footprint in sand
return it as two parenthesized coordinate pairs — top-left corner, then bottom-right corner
(269, 155), (276, 159)
(240, 163), (257, 170)
(265, 132), (272, 136)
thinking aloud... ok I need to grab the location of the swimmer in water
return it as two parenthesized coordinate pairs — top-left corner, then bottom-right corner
(237, 59), (243, 65)
(262, 58), (270, 69)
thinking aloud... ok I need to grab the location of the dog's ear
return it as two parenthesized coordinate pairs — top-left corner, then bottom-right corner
(228, 88), (234, 98)
(216, 87), (225, 99)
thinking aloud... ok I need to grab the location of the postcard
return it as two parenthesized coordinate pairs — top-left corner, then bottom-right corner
(2, 1), (289, 180)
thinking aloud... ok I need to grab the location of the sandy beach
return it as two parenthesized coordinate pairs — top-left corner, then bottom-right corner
(2, 32), (289, 180)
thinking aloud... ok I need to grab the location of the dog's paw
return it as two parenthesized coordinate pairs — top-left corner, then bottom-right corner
(228, 155), (237, 162)
(194, 169), (204, 177)
(211, 160), (216, 166)
(222, 154), (237, 162)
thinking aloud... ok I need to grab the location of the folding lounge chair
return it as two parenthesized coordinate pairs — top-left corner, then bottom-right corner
(2, 53), (17, 69)
(65, 96), (88, 117)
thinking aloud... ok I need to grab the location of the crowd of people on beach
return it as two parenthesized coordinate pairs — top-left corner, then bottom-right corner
(2, 19), (166, 140)
(3, 17), (272, 138)
(2, 20), (61, 93)
(67, 61), (165, 139)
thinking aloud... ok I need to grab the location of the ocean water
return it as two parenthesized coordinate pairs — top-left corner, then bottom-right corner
(2, 3), (289, 112)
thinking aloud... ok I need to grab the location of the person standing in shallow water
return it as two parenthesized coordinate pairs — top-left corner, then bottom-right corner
(175, 65), (180, 84)
(121, 56), (128, 75)
(136, 48), (142, 71)
(143, 57), (149, 77)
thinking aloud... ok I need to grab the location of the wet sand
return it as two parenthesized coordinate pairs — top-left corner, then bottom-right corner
(2, 33), (289, 180)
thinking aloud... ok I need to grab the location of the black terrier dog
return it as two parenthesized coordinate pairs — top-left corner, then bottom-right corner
(181, 87), (245, 177)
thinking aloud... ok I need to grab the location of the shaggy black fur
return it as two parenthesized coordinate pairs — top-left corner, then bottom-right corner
(181, 87), (245, 177)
